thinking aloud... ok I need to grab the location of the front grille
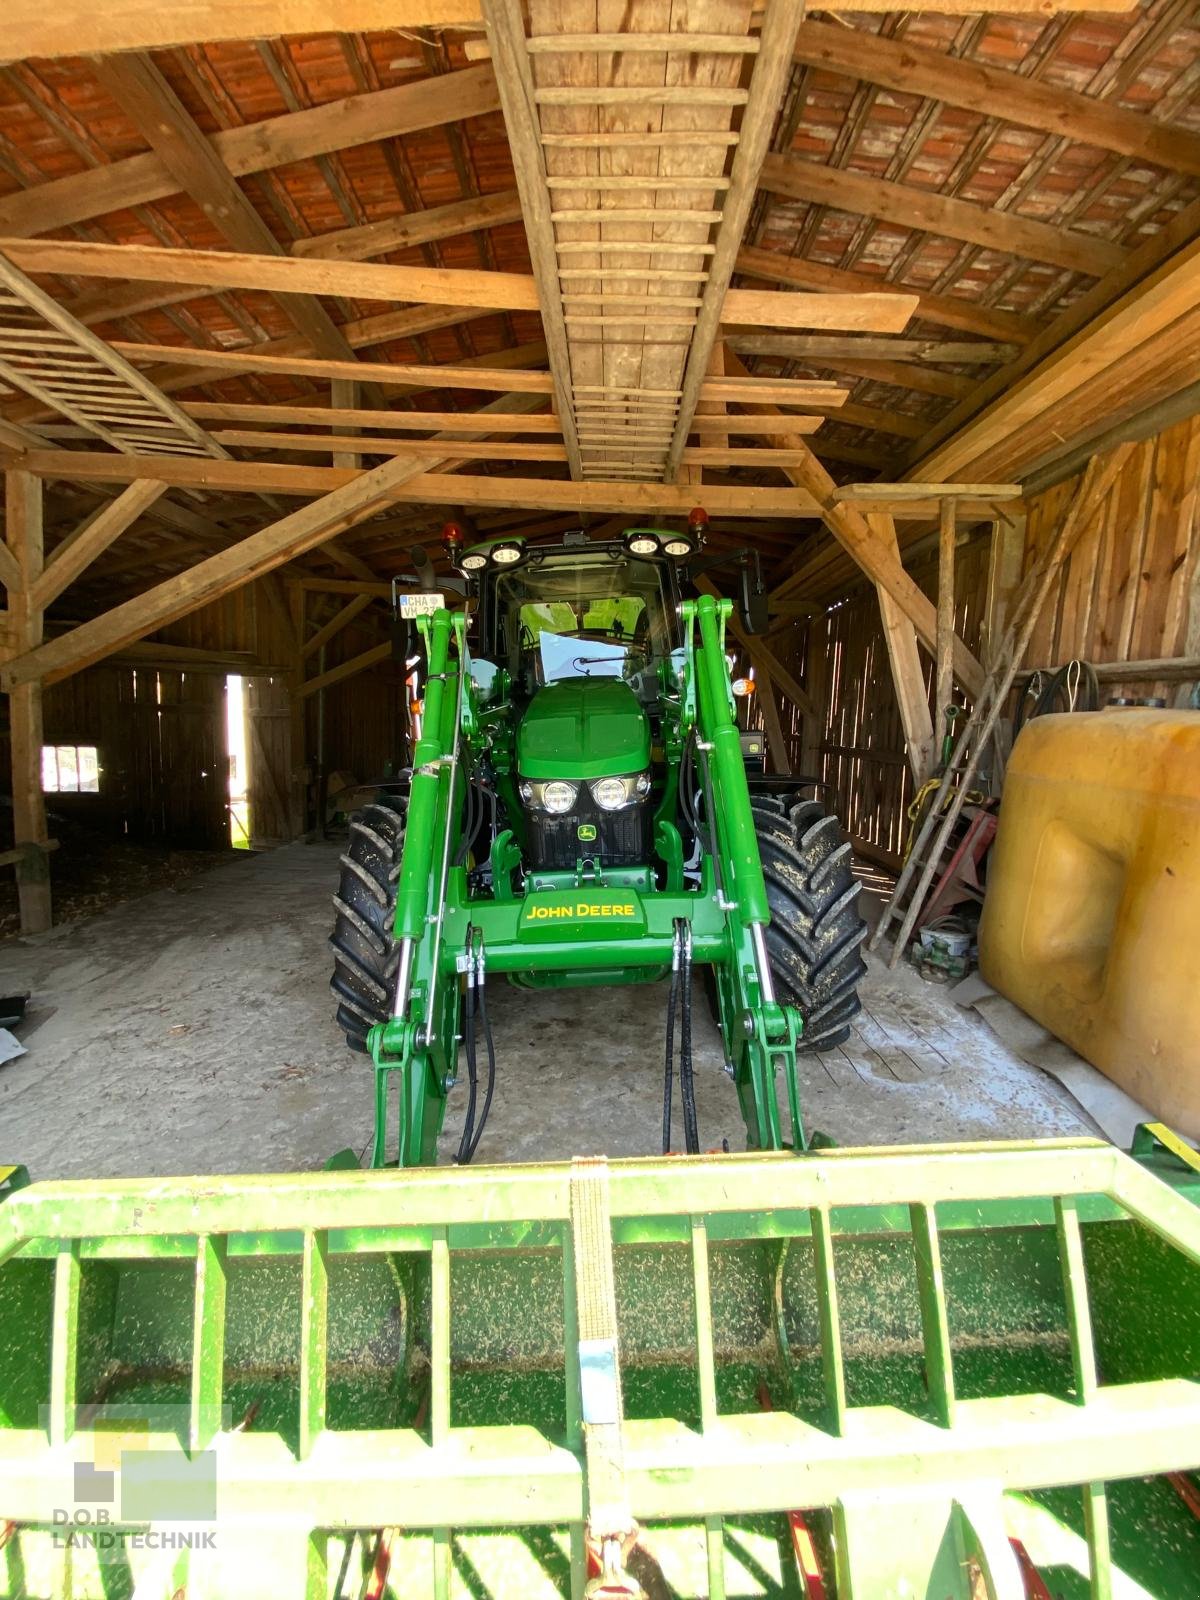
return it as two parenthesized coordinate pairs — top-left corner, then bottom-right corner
(526, 800), (650, 871)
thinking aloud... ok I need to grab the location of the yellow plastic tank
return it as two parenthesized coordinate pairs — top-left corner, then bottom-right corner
(978, 708), (1200, 1137)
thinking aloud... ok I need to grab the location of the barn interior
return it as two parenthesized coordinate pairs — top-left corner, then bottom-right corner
(0, 2), (1199, 1595)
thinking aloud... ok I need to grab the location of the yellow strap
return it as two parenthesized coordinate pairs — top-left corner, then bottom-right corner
(0, 1166), (17, 1187)
(1144, 1122), (1200, 1174)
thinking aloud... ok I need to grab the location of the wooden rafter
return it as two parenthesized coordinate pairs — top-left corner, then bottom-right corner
(914, 230), (1200, 483)
(0, 65), (502, 240)
(733, 246), (1037, 346)
(790, 19), (1200, 181)
(758, 153), (1127, 279)
(89, 55), (357, 364)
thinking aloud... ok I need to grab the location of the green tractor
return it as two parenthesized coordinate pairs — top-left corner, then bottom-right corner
(329, 521), (866, 1168)
(3, 525), (1199, 1600)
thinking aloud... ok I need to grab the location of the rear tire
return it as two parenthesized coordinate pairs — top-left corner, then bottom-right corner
(329, 799), (405, 1052)
(753, 799), (867, 1052)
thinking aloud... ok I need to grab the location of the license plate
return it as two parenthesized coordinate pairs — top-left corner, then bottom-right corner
(398, 591), (444, 618)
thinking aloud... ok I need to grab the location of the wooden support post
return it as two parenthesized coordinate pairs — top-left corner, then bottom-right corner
(802, 621), (827, 781)
(5, 469), (51, 933)
(331, 379), (361, 470)
(869, 511), (935, 784)
(754, 661), (792, 776)
(984, 510), (1026, 669)
(936, 497), (958, 735)
(288, 583), (307, 840)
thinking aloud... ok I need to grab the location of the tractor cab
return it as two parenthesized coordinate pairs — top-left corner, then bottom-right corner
(453, 530), (691, 876)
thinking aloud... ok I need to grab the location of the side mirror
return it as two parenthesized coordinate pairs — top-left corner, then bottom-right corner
(739, 556), (769, 635)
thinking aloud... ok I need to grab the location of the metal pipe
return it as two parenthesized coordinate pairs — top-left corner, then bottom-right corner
(423, 637), (467, 1045)
(751, 921), (776, 1006)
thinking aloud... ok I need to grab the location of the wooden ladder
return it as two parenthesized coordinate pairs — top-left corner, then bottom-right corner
(0, 253), (225, 459)
(869, 444), (1135, 968)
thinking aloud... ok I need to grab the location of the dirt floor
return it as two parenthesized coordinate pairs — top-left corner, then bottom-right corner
(0, 839), (1086, 1180)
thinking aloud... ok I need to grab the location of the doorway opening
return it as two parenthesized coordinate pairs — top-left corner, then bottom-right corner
(226, 673), (250, 849)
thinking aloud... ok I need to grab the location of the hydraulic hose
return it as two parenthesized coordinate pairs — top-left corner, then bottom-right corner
(680, 925), (699, 1155)
(465, 948), (496, 1163)
(455, 941), (479, 1165)
(662, 926), (681, 1154)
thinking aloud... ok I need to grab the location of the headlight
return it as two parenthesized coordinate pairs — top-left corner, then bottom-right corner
(589, 772), (651, 811)
(623, 530), (661, 558)
(460, 550), (488, 572)
(490, 540), (524, 566)
(541, 780), (578, 814)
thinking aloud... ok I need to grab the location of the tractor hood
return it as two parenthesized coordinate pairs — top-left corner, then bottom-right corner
(517, 678), (651, 780)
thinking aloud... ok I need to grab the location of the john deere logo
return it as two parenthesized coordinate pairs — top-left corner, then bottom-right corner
(577, 823), (597, 842)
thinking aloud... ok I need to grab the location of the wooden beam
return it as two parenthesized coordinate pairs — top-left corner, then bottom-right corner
(15, 450), (823, 521)
(727, 334), (1017, 365)
(184, 401), (559, 433)
(723, 351), (984, 695)
(935, 498), (957, 728)
(31, 480), (167, 610)
(89, 56), (357, 363)
(45, 341), (843, 408)
(1, 440), (478, 690)
(868, 510), (935, 784)
(790, 18), (1200, 182)
(785, 355), (973, 401)
(294, 578), (394, 597)
(0, 235), (917, 334)
(2, 0), (1134, 64)
(734, 244), (1036, 345)
(330, 380), (360, 471)
(758, 153), (1126, 279)
(912, 230), (1200, 483)
(0, 65), (501, 239)
(2, 1), (485, 61)
(292, 189), (524, 264)
(214, 428), (832, 468)
(4, 469), (51, 932)
(299, 641), (391, 698)
(753, 661), (791, 775)
(665, 0), (811, 480)
(302, 594), (375, 660)
(111, 342), (555, 394)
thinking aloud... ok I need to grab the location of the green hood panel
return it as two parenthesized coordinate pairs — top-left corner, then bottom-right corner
(517, 678), (651, 780)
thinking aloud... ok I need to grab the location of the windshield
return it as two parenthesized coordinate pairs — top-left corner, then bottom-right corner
(491, 550), (674, 697)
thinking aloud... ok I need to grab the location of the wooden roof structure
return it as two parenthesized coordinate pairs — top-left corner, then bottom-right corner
(0, 0), (1197, 643)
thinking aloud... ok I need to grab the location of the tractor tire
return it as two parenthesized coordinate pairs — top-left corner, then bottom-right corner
(329, 798), (405, 1053)
(753, 799), (867, 1052)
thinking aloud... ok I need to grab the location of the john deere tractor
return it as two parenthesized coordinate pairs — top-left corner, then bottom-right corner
(329, 521), (866, 1168)
(2, 525), (1199, 1600)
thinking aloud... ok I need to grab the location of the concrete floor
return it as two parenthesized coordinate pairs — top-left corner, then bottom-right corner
(0, 841), (1085, 1180)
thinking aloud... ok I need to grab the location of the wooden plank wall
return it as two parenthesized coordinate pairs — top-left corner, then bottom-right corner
(761, 412), (1200, 867)
(1, 578), (404, 851)
(1021, 414), (1200, 699)
(763, 532), (991, 868)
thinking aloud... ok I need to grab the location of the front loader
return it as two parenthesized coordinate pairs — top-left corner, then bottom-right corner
(2, 525), (1199, 1600)
(329, 522), (866, 1169)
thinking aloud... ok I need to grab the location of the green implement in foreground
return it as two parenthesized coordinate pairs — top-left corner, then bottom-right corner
(2, 1131), (1199, 1599)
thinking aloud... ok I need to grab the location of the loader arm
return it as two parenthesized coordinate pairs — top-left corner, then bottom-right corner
(366, 592), (806, 1168)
